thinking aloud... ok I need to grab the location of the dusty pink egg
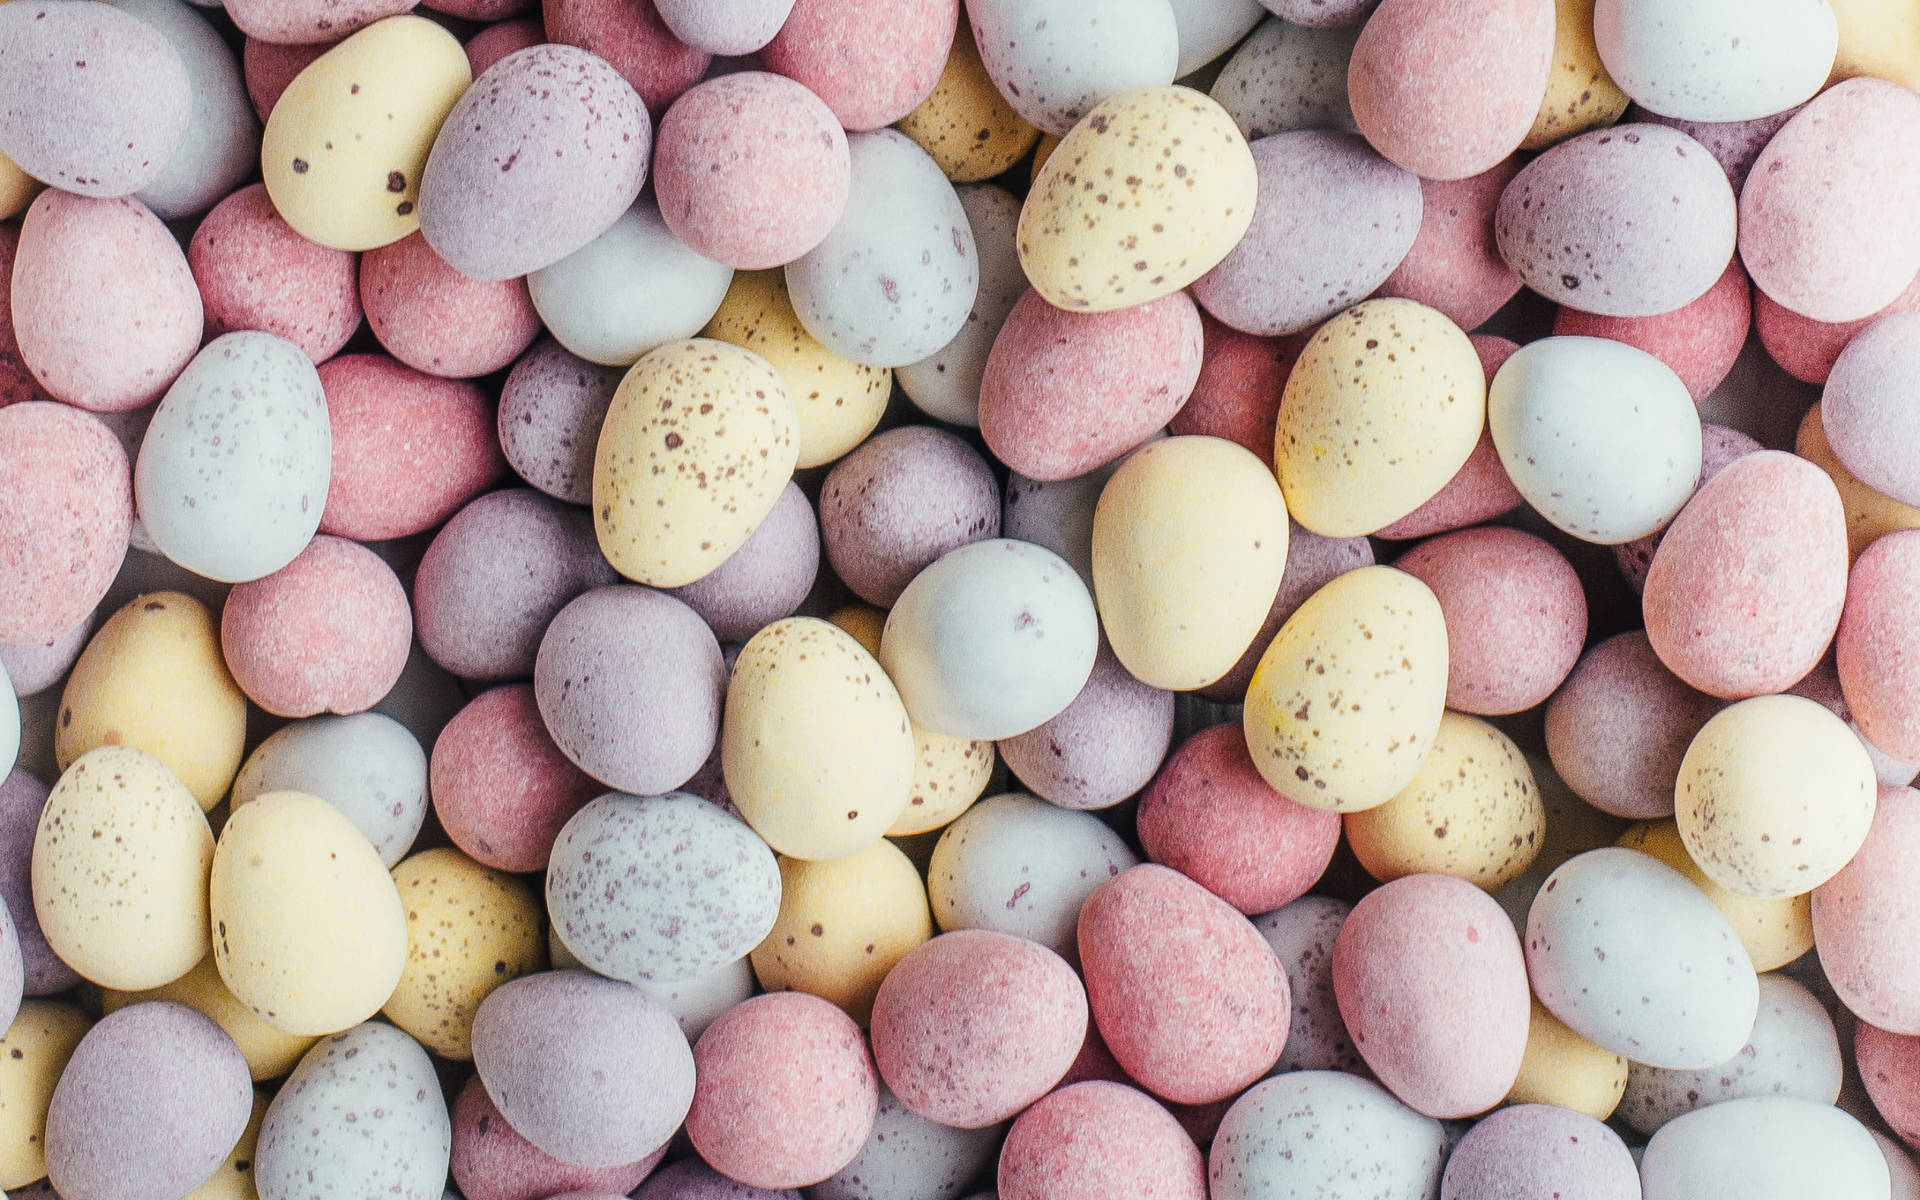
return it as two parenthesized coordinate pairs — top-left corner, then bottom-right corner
(1755, 270), (1920, 386)
(1824, 312), (1920, 507)
(1644, 450), (1849, 699)
(1374, 335), (1524, 540)
(1135, 723), (1341, 916)
(0, 402), (132, 644)
(997, 1081), (1206, 1200)
(1555, 259), (1750, 400)
(819, 425), (999, 608)
(221, 534), (413, 717)
(317, 353), (504, 542)
(1439, 1103), (1639, 1200)
(1790, 653), (1918, 789)
(1544, 631), (1721, 820)
(687, 991), (879, 1190)
(1813, 785), (1920, 1035)
(227, 0), (416, 43)
(188, 183), (361, 365)
(12, 190), (202, 412)
(1200, 519), (1375, 703)
(978, 288), (1203, 482)
(498, 336), (623, 505)
(436, 0), (536, 17)
(361, 232), (542, 379)
(1347, 0), (1554, 181)
(669, 480), (820, 643)
(242, 37), (330, 123)
(870, 929), (1088, 1128)
(1332, 872), (1530, 1118)
(431, 683), (602, 873)
(1614, 423), (1763, 594)
(1374, 157), (1524, 331)
(1740, 78), (1920, 323)
(451, 1073), (667, 1200)
(1166, 314), (1305, 459)
(466, 18), (547, 76)
(762, 0), (956, 132)
(653, 72), (851, 270)
(1636, 106), (1799, 193)
(0, 224), (45, 409)
(1858, 1021), (1920, 1151)
(1000, 641), (1173, 811)
(545, 0), (709, 114)
(1839, 530), (1920, 763)
(1078, 863), (1290, 1105)
(1394, 525), (1586, 715)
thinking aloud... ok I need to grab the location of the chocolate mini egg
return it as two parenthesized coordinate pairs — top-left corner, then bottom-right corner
(497, 338), (623, 504)
(967, 0), (1178, 136)
(1544, 631), (1721, 820)
(385, 848), (545, 1060)
(450, 1072), (667, 1200)
(998, 1082), (1204, 1200)
(820, 427), (1000, 608)
(0, 999), (89, 1191)
(0, 404), (132, 646)
(233, 713), (426, 869)
(654, 0), (796, 55)
(760, 0), (952, 132)
(1441, 1104), (1639, 1200)
(811, 1083), (1002, 1200)
(189, 183), (360, 365)
(1210, 1072), (1448, 1200)
(998, 643), (1172, 811)
(1504, 997), (1629, 1120)
(1620, 820), (1813, 972)
(669, 480), (820, 643)
(897, 22), (1040, 182)
(1254, 897), (1362, 1074)
(1814, 786), (1920, 1034)
(1376, 165), (1525, 333)
(1825, 312), (1920, 507)
(1593, 0), (1837, 122)
(1840, 532), (1920, 763)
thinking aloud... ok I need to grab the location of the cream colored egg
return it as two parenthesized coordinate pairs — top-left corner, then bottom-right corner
(748, 839), (933, 1026)
(593, 337), (800, 587)
(1830, 0), (1920, 91)
(1798, 402), (1920, 562)
(701, 271), (891, 470)
(103, 954), (315, 1082)
(209, 791), (408, 1036)
(1242, 566), (1449, 813)
(1346, 711), (1544, 891)
(1618, 820), (1812, 972)
(1276, 299), (1486, 537)
(260, 15), (471, 251)
(383, 846), (546, 1060)
(1018, 85), (1257, 312)
(56, 591), (247, 811)
(0, 1000), (89, 1190)
(182, 1090), (266, 1200)
(1091, 435), (1291, 691)
(1675, 695), (1878, 900)
(897, 19), (1042, 183)
(1504, 996), (1629, 1121)
(722, 617), (915, 860)
(1523, 0), (1631, 149)
(32, 746), (213, 990)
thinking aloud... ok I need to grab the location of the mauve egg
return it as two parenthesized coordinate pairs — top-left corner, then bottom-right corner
(1376, 158), (1524, 331)
(1824, 312), (1920, 507)
(999, 642), (1173, 812)
(0, 767), (80, 994)
(820, 427), (999, 608)
(497, 337), (624, 505)
(1838, 531), (1920, 763)
(670, 480), (820, 643)
(1210, 18), (1361, 141)
(1439, 1103), (1638, 1200)
(997, 1081), (1205, 1200)
(1544, 630), (1722, 820)
(451, 1073), (667, 1200)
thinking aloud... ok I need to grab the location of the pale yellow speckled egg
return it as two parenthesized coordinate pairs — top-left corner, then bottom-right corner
(209, 790), (408, 1037)
(748, 839), (933, 1026)
(1345, 711), (1544, 891)
(1799, 403), (1920, 562)
(722, 617), (915, 861)
(1675, 695), (1878, 900)
(102, 954), (315, 1082)
(1017, 85), (1257, 313)
(0, 999), (89, 1190)
(382, 846), (546, 1061)
(828, 603), (888, 657)
(1091, 435), (1291, 691)
(1276, 299), (1486, 537)
(701, 271), (890, 470)
(1618, 820), (1813, 972)
(181, 1090), (265, 1200)
(1830, 0), (1920, 91)
(260, 15), (471, 251)
(593, 337), (800, 587)
(1242, 566), (1449, 813)
(32, 746), (213, 991)
(1505, 995), (1628, 1121)
(897, 20), (1041, 183)
(56, 592), (247, 812)
(1522, 0), (1631, 149)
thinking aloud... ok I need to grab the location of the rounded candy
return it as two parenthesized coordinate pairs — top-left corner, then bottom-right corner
(498, 338), (623, 504)
(1504, 996), (1629, 1121)
(188, 183), (361, 364)
(1640, 1097), (1891, 1200)
(820, 426), (1000, 608)
(998, 1081), (1205, 1200)
(1439, 1103), (1638, 1200)
(227, 0), (415, 43)
(1593, 0), (1838, 122)
(102, 953), (315, 1084)
(0, 403), (132, 645)
(670, 480), (819, 643)
(433, 683), (600, 873)
(1376, 160), (1524, 331)
(1841, 531), (1920, 764)
(361, 231), (541, 378)
(451, 1074), (667, 1200)
(543, 0), (707, 115)
(895, 22), (1040, 183)
(1545, 631), (1720, 820)
(895, 184), (1023, 428)
(1210, 1071), (1447, 1200)
(969, 0), (1176, 137)
(1557, 259), (1752, 400)
(1209, 18), (1361, 143)
(1524, 0), (1631, 148)
(762, 0), (956, 132)
(1826, 312), (1920, 507)
(1253, 897), (1363, 1075)
(810, 1082), (1001, 1200)
(655, 0), (796, 55)
(998, 642), (1173, 811)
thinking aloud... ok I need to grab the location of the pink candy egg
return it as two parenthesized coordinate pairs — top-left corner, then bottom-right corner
(189, 183), (362, 365)
(0, 401), (132, 643)
(361, 232), (542, 378)
(653, 72), (851, 270)
(1858, 1020), (1920, 1151)
(687, 991), (879, 1190)
(1332, 872), (1530, 1118)
(762, 0), (957, 132)
(0, 768), (80, 995)
(819, 426), (1000, 608)
(1166, 314), (1304, 460)
(669, 480), (820, 643)
(544, 0), (709, 115)
(226, 0), (417, 44)
(1135, 723), (1342, 916)
(1838, 530), (1920, 762)
(431, 683), (601, 872)
(1824, 312), (1920, 507)
(1078, 864), (1291, 1105)
(497, 336), (623, 505)
(978, 288), (1203, 482)
(1813, 785), (1920, 1035)
(12, 190), (202, 412)
(1614, 422), (1763, 594)
(1755, 270), (1920, 386)
(241, 37), (330, 123)
(1555, 259), (1751, 400)
(1544, 630), (1721, 820)
(0, 225), (45, 409)
(1199, 520), (1374, 703)
(1375, 335), (1524, 541)
(451, 1074), (667, 1200)
(999, 642), (1174, 812)
(466, 17), (547, 76)
(997, 1081), (1206, 1200)
(1644, 450), (1849, 699)
(1375, 158), (1524, 331)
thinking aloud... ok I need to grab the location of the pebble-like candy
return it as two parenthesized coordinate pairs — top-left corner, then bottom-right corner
(0, 403), (132, 645)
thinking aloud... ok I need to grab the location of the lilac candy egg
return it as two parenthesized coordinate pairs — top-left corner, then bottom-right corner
(1439, 1104), (1639, 1200)
(654, 0), (797, 56)
(1209, 18), (1361, 141)
(0, 609), (92, 698)
(1544, 631), (1722, 820)
(999, 642), (1174, 812)
(498, 337), (624, 504)
(0, 893), (17, 1033)
(637, 1159), (800, 1200)
(451, 1073), (668, 1200)
(820, 427), (1000, 608)
(1823, 311), (1920, 507)
(1200, 521), (1374, 703)
(670, 480), (819, 643)
(0, 768), (79, 994)
(1253, 896), (1363, 1075)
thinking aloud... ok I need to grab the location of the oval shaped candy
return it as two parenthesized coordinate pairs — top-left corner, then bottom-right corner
(1440, 1103), (1638, 1200)
(1825, 312), (1920, 507)
(761, 0), (954, 132)
(1593, 0), (1837, 122)
(968, 0), (1178, 136)
(1840, 531), (1920, 763)
(1816, 786), (1920, 1033)
(1210, 1072), (1447, 1200)
(1640, 1097), (1890, 1200)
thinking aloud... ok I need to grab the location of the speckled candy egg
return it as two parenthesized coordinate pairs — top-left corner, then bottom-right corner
(896, 22), (1040, 182)
(1018, 86), (1256, 313)
(32, 747), (212, 991)
(418, 43), (649, 279)
(433, 684), (599, 872)
(1526, 846), (1760, 1068)
(1859, 1022), (1920, 1152)
(1640, 1097), (1890, 1200)
(188, 183), (361, 364)
(1254, 897), (1363, 1074)
(0, 769), (78, 998)
(1274, 299), (1485, 537)
(0, 404), (131, 645)
(1841, 532), (1920, 762)
(1241, 566), (1450, 813)
(0, 998), (90, 1190)
(136, 332), (329, 584)
(1826, 312), (1920, 507)
(1544, 631), (1720, 819)
(1523, 0), (1631, 148)
(497, 338), (622, 503)
(209, 790), (408, 1036)
(654, 0), (795, 55)
(1210, 1071), (1447, 1200)
(896, 184), (1024, 428)
(1347, 0), (1555, 180)
(761, 0), (955, 132)
(1496, 123), (1737, 316)
(1489, 335), (1703, 543)
(543, 0), (707, 115)
(450, 1074), (667, 1200)
(1440, 1103), (1638, 1200)
(1814, 786), (1920, 1031)
(384, 848), (544, 1059)
(43, 1002), (251, 1200)
(1558, 261), (1752, 403)
(669, 480), (819, 643)
(1619, 819), (1814, 972)
(1799, 402), (1920, 562)
(255, 1022), (450, 1200)
(820, 427), (999, 608)
(362, 231), (540, 377)
(636, 1159), (799, 1200)
(811, 1083), (999, 1200)
(1593, 0), (1837, 122)
(1376, 162), (1524, 332)
(998, 643), (1172, 811)
(228, 0), (416, 43)
(967, 0), (1177, 137)
(1209, 18), (1361, 141)
(233, 712), (426, 869)
(1505, 995), (1629, 1120)
(998, 1082), (1205, 1200)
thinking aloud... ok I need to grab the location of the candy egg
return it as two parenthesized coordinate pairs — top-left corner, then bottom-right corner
(232, 712), (426, 869)
(669, 480), (820, 643)
(0, 999), (89, 1191)
(1544, 631), (1721, 820)
(543, 0), (707, 115)
(101, 954), (315, 1082)
(1376, 163), (1525, 333)
(1620, 820), (1813, 972)
(1504, 997), (1629, 1120)
(1799, 402), (1920, 562)
(385, 848), (545, 1060)
(1558, 262), (1753, 403)
(1209, 1072), (1448, 1200)
(654, 0), (796, 55)
(0, 403), (132, 645)
(1640, 1098), (1890, 1200)
(967, 0), (1178, 136)
(1841, 531), (1920, 763)
(1826, 312), (1920, 507)
(107, 0), (260, 221)
(450, 1073), (667, 1200)
(760, 0), (954, 132)
(820, 427), (1000, 608)
(0, 770), (78, 998)
(998, 642), (1173, 811)
(497, 338), (623, 504)
(1209, 17), (1360, 141)
(1254, 897), (1363, 1074)
(360, 231), (541, 379)
(1523, 0), (1630, 148)
(1593, 0), (1837, 122)
(1814, 787), (1920, 1033)
(188, 183), (361, 364)
(1830, 0), (1920, 90)
(1440, 1104), (1638, 1200)
(896, 22), (1040, 182)
(227, 0), (413, 43)
(811, 1083), (1001, 1200)
(1199, 520), (1376, 698)
(896, 183), (1024, 428)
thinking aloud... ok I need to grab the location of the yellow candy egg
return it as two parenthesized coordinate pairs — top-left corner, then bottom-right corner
(1522, 0), (1631, 149)
(183, 1091), (265, 1200)
(1675, 694), (1878, 900)
(32, 746), (213, 990)
(1242, 566), (1449, 813)
(1618, 820), (1813, 972)
(1276, 299), (1486, 537)
(1091, 435), (1291, 690)
(1029, 133), (1062, 186)
(383, 847), (547, 1060)
(0, 1000), (89, 1190)
(209, 791), (409, 1036)
(593, 338), (800, 587)
(1345, 711), (1544, 891)
(701, 271), (891, 470)
(827, 603), (887, 656)
(103, 954), (315, 1082)
(0, 149), (37, 221)
(722, 617), (915, 860)
(1018, 85), (1257, 313)
(56, 591), (247, 811)
(749, 839), (933, 1026)
(897, 20), (1041, 183)
(1798, 402), (1920, 561)
(260, 15), (471, 251)
(1829, 0), (1920, 91)
(1504, 996), (1628, 1121)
